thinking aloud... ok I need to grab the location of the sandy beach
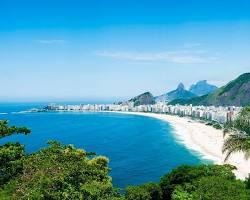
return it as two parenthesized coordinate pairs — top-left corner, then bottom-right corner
(116, 111), (250, 180)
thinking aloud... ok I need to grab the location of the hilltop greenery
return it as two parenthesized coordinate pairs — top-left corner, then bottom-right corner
(0, 120), (250, 199)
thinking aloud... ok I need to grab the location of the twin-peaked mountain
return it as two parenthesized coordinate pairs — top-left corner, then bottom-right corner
(155, 80), (217, 103)
(155, 83), (196, 103)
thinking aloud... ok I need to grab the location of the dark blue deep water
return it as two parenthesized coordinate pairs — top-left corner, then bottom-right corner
(0, 103), (207, 188)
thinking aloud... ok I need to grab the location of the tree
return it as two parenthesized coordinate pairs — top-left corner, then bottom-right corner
(0, 121), (122, 199)
(160, 164), (236, 199)
(126, 186), (151, 200)
(126, 183), (162, 200)
(246, 175), (250, 190)
(9, 141), (121, 200)
(223, 107), (250, 161)
(0, 120), (30, 186)
(171, 170), (250, 200)
(0, 120), (30, 139)
(0, 143), (25, 186)
(171, 186), (193, 200)
(191, 176), (249, 200)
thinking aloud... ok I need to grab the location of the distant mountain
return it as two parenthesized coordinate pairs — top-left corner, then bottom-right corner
(129, 92), (155, 106)
(169, 73), (250, 106)
(189, 80), (217, 96)
(155, 83), (196, 103)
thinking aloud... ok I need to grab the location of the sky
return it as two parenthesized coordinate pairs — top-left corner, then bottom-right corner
(0, 0), (250, 102)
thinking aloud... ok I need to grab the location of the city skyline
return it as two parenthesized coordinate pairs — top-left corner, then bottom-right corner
(1, 0), (250, 101)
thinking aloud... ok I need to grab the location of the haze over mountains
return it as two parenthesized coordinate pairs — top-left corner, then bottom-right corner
(155, 80), (217, 103)
(189, 80), (218, 96)
(155, 83), (196, 103)
(127, 80), (217, 106)
(127, 73), (250, 107)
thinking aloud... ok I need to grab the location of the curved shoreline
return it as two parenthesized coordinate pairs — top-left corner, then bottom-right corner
(113, 111), (250, 180)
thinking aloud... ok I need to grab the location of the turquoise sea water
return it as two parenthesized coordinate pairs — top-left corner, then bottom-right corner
(0, 103), (208, 188)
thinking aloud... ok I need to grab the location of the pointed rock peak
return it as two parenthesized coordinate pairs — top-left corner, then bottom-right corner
(177, 83), (185, 90)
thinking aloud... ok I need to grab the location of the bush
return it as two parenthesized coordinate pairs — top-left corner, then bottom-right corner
(126, 183), (162, 200)
(0, 143), (25, 186)
(160, 164), (236, 199)
(191, 176), (250, 200)
(213, 123), (222, 129)
(7, 141), (121, 200)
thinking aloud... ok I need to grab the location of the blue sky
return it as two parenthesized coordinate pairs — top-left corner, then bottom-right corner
(0, 0), (250, 102)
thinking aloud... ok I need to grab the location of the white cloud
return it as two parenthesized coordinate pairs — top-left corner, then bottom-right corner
(96, 50), (218, 64)
(35, 39), (67, 44)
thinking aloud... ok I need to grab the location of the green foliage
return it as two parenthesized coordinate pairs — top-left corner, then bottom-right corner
(212, 123), (223, 129)
(223, 107), (250, 161)
(8, 141), (120, 200)
(246, 175), (250, 189)
(126, 186), (151, 200)
(206, 121), (223, 129)
(190, 176), (249, 200)
(172, 175), (250, 200)
(0, 120), (30, 139)
(0, 120), (30, 187)
(160, 164), (236, 199)
(0, 180), (20, 200)
(172, 176), (249, 200)
(233, 107), (250, 135)
(220, 73), (250, 95)
(168, 95), (207, 106)
(126, 183), (162, 200)
(171, 186), (193, 200)
(0, 143), (25, 186)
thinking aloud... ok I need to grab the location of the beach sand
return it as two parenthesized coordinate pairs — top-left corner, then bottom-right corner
(117, 111), (250, 180)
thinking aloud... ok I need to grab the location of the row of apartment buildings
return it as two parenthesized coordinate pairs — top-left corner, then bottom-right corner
(45, 103), (241, 124)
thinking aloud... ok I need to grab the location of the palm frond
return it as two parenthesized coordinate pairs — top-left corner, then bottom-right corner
(222, 133), (250, 162)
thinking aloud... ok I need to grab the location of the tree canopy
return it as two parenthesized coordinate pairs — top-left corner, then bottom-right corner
(0, 120), (30, 139)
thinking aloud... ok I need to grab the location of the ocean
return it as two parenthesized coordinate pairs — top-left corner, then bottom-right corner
(0, 102), (207, 188)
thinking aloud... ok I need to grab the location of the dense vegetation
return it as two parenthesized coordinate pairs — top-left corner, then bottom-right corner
(0, 120), (250, 199)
